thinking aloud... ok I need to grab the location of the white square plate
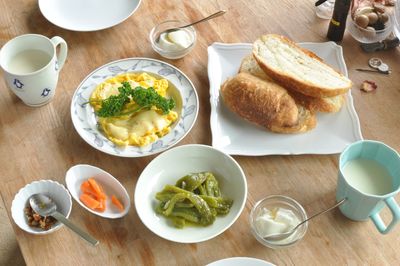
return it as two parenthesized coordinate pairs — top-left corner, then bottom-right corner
(207, 42), (362, 155)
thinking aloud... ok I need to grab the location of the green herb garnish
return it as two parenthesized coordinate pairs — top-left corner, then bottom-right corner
(94, 81), (175, 117)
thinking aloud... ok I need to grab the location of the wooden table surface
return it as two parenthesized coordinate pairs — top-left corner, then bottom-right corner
(1, 0), (400, 265)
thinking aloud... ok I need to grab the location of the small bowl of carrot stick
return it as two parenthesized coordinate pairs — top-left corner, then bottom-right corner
(65, 164), (130, 218)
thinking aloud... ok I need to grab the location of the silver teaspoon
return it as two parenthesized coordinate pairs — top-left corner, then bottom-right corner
(29, 193), (99, 246)
(355, 68), (391, 75)
(156, 10), (226, 41)
(263, 198), (346, 242)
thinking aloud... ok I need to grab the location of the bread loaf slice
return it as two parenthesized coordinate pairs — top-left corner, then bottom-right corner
(239, 54), (345, 113)
(239, 54), (274, 81)
(288, 89), (345, 113)
(220, 73), (316, 133)
(253, 34), (352, 98)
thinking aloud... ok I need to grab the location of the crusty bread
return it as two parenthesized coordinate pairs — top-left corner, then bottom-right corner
(220, 73), (316, 133)
(239, 54), (274, 82)
(253, 34), (352, 98)
(269, 105), (316, 133)
(288, 90), (345, 113)
(239, 54), (345, 113)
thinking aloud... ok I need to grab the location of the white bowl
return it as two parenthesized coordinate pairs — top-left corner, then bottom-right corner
(65, 164), (130, 219)
(134, 144), (247, 243)
(11, 180), (72, 235)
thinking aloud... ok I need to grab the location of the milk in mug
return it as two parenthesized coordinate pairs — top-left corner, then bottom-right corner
(342, 158), (393, 196)
(7, 49), (51, 74)
(336, 140), (400, 234)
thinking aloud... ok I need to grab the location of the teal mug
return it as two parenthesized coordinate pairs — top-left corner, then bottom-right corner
(336, 140), (400, 234)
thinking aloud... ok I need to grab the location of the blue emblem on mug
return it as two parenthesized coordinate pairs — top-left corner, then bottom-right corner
(41, 88), (51, 97)
(13, 79), (24, 89)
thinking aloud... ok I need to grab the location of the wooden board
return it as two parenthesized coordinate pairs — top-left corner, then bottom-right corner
(1, 0), (400, 265)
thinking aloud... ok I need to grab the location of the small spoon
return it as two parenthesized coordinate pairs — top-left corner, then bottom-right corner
(355, 68), (391, 75)
(29, 193), (99, 246)
(263, 198), (346, 242)
(156, 10), (226, 42)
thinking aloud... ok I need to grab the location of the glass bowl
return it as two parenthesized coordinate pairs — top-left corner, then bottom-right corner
(149, 20), (197, 59)
(394, 3), (400, 39)
(346, 15), (393, 43)
(249, 195), (308, 249)
(315, 0), (335, 20)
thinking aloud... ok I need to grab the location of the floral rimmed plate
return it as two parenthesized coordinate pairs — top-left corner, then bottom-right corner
(207, 42), (363, 156)
(71, 58), (198, 157)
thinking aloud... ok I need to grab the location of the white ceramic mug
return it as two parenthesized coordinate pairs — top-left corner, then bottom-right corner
(0, 34), (68, 106)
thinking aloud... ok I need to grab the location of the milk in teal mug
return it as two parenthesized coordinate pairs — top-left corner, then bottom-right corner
(336, 140), (400, 234)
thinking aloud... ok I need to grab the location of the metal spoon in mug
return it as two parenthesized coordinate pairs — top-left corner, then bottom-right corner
(29, 193), (99, 246)
(156, 10), (226, 42)
(263, 198), (346, 242)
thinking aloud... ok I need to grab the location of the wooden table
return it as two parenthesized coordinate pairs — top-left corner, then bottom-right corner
(1, 0), (400, 265)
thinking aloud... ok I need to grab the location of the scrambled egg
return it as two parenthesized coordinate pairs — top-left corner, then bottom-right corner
(90, 72), (178, 147)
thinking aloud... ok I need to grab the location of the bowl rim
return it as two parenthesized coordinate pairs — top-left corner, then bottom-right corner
(11, 179), (72, 235)
(348, 14), (393, 33)
(249, 194), (308, 248)
(134, 144), (248, 243)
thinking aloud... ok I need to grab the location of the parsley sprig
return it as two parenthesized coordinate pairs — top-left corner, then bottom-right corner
(94, 81), (175, 117)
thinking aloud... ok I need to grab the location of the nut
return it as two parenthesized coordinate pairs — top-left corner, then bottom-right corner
(373, 3), (386, 13)
(367, 12), (379, 25)
(385, 0), (396, 6)
(380, 13), (389, 23)
(361, 80), (377, 92)
(355, 15), (369, 28)
(354, 6), (375, 17)
(364, 27), (376, 38)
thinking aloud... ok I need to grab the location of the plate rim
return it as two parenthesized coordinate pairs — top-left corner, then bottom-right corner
(38, 0), (142, 32)
(206, 257), (276, 266)
(207, 41), (363, 156)
(70, 57), (199, 158)
(134, 144), (248, 243)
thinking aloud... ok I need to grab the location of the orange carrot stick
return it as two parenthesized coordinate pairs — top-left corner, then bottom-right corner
(96, 198), (106, 212)
(111, 195), (124, 211)
(88, 178), (106, 200)
(80, 181), (98, 198)
(80, 193), (100, 210)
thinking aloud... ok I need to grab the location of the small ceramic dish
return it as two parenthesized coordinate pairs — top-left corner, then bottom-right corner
(65, 164), (130, 219)
(134, 144), (247, 243)
(11, 180), (72, 235)
(150, 20), (197, 59)
(249, 195), (308, 249)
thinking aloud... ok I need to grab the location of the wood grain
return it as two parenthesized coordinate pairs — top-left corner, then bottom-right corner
(1, 0), (400, 265)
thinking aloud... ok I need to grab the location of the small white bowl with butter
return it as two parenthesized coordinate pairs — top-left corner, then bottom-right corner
(150, 20), (196, 59)
(249, 195), (308, 249)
